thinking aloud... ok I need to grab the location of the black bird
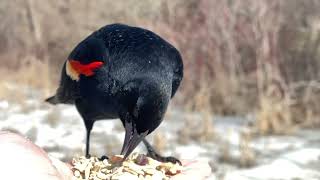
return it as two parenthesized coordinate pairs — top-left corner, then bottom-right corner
(46, 24), (183, 163)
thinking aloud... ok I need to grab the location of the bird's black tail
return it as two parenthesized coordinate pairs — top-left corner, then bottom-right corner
(45, 95), (59, 105)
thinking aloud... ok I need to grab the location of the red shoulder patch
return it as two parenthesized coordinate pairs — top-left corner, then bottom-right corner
(69, 60), (104, 76)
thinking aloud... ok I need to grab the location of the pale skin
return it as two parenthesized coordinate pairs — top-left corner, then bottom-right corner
(0, 131), (211, 180)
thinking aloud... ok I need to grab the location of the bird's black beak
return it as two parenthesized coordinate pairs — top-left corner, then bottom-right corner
(120, 121), (148, 161)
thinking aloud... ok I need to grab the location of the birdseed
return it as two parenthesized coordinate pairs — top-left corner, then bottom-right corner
(71, 153), (182, 180)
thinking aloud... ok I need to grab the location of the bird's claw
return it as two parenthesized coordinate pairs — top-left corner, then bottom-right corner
(99, 155), (109, 161)
(163, 156), (182, 165)
(147, 153), (182, 165)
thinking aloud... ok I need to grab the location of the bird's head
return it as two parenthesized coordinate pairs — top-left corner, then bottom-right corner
(66, 37), (107, 81)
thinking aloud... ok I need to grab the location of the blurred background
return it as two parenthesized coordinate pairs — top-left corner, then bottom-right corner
(0, 0), (320, 179)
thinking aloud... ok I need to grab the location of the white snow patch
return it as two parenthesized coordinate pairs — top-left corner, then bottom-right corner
(253, 136), (304, 152)
(59, 105), (79, 117)
(225, 158), (320, 180)
(0, 101), (9, 109)
(175, 144), (207, 159)
(283, 148), (320, 165)
(49, 152), (66, 160)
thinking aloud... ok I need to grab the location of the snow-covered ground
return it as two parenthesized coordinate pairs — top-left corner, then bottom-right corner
(0, 96), (319, 180)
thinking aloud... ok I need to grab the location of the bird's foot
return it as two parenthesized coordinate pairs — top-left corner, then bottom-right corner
(160, 156), (182, 165)
(99, 155), (109, 161)
(148, 152), (182, 165)
(143, 139), (182, 165)
(85, 154), (91, 159)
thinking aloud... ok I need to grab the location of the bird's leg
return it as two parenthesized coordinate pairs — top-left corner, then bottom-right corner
(85, 128), (91, 158)
(84, 121), (109, 160)
(143, 138), (182, 165)
(84, 120), (94, 158)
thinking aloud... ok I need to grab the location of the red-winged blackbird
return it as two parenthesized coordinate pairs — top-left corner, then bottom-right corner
(46, 24), (183, 163)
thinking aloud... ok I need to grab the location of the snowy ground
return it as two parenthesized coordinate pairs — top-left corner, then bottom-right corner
(0, 95), (319, 179)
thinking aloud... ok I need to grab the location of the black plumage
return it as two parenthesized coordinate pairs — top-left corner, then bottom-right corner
(46, 24), (183, 163)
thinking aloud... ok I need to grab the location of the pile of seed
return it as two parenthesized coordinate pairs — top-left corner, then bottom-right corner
(71, 153), (182, 180)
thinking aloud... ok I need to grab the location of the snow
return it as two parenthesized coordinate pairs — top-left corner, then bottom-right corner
(226, 158), (320, 180)
(283, 148), (320, 165)
(0, 100), (9, 109)
(175, 144), (208, 159)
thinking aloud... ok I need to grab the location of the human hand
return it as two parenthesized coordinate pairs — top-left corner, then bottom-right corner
(0, 131), (212, 180)
(0, 131), (73, 180)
